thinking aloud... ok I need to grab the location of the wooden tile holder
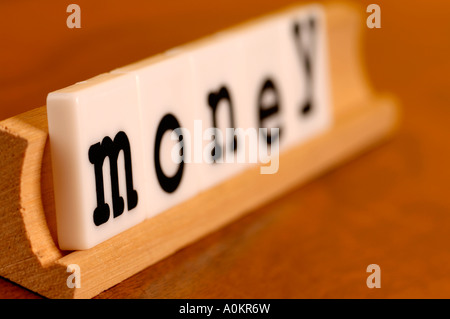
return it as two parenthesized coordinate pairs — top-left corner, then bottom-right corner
(0, 3), (400, 298)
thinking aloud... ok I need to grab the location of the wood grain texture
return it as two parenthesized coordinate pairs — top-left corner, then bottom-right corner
(1, 0), (443, 299)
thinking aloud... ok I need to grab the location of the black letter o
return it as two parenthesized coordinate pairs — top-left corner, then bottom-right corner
(154, 113), (184, 193)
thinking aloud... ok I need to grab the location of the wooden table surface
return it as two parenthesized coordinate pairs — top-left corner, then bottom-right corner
(1, 0), (449, 298)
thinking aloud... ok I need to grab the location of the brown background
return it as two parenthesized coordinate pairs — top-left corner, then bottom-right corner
(1, 0), (449, 298)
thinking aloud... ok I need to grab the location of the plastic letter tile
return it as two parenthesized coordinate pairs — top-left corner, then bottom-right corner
(47, 73), (148, 250)
(114, 53), (201, 218)
(242, 16), (290, 156)
(189, 33), (255, 191)
(243, 5), (331, 154)
(279, 5), (332, 149)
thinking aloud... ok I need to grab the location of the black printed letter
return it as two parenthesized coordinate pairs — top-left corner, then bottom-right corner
(88, 131), (138, 226)
(207, 86), (237, 162)
(293, 16), (316, 116)
(258, 78), (282, 145)
(154, 113), (184, 193)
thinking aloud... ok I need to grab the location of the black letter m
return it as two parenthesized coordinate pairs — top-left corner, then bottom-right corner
(88, 131), (138, 226)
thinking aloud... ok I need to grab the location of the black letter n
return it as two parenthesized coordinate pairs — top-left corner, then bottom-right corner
(207, 86), (238, 162)
(88, 131), (138, 226)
